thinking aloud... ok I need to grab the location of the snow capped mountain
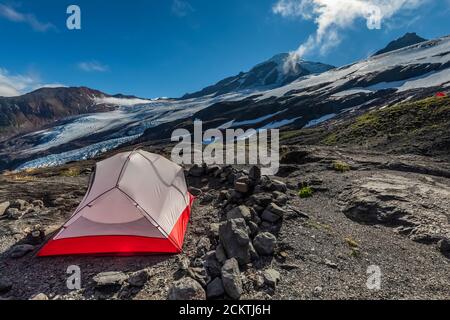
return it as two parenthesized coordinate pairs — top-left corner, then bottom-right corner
(2, 33), (450, 171)
(181, 53), (334, 99)
(374, 32), (427, 56)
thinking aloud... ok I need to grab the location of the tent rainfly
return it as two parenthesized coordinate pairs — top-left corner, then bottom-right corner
(38, 150), (194, 256)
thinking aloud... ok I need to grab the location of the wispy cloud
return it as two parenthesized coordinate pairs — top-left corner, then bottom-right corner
(78, 61), (110, 73)
(0, 68), (65, 97)
(272, 0), (429, 72)
(171, 0), (194, 17)
(0, 4), (55, 32)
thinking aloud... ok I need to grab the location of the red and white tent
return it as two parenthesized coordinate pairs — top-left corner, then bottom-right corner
(38, 150), (193, 256)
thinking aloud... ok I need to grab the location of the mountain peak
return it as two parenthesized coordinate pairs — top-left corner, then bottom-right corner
(374, 32), (428, 56)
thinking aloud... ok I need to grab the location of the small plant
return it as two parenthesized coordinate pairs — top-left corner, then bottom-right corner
(61, 167), (80, 177)
(344, 237), (359, 248)
(332, 161), (351, 172)
(298, 186), (314, 198)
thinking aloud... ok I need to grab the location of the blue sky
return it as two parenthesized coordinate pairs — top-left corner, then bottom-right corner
(0, 0), (449, 98)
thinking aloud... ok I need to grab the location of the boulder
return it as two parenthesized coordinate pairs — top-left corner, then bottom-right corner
(10, 244), (34, 259)
(200, 193), (214, 205)
(437, 238), (450, 255)
(0, 201), (10, 216)
(204, 251), (222, 278)
(168, 277), (206, 300)
(272, 191), (288, 206)
(30, 293), (49, 300)
(221, 258), (242, 300)
(234, 176), (251, 194)
(263, 269), (281, 288)
(93, 271), (128, 290)
(249, 166), (261, 182)
(253, 232), (277, 256)
(261, 203), (285, 223)
(226, 205), (252, 221)
(270, 180), (287, 192)
(206, 277), (225, 299)
(215, 244), (227, 264)
(219, 219), (252, 265)
(128, 270), (150, 287)
(189, 164), (205, 177)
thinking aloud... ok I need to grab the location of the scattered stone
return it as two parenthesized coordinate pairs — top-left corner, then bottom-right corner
(261, 203), (285, 223)
(272, 191), (288, 206)
(221, 258), (243, 300)
(234, 176), (251, 194)
(437, 238), (450, 255)
(177, 255), (191, 272)
(219, 219), (253, 265)
(128, 270), (150, 287)
(251, 193), (273, 207)
(93, 271), (128, 289)
(207, 278), (225, 299)
(324, 259), (338, 269)
(25, 229), (46, 245)
(218, 190), (230, 202)
(168, 277), (206, 300)
(313, 286), (323, 296)
(247, 221), (259, 237)
(253, 232), (277, 256)
(263, 269), (281, 288)
(226, 205), (252, 221)
(200, 193), (214, 205)
(197, 236), (211, 256)
(10, 244), (34, 258)
(271, 180), (287, 192)
(204, 251), (222, 278)
(31, 200), (44, 208)
(188, 187), (202, 197)
(6, 208), (22, 220)
(215, 244), (227, 264)
(208, 223), (220, 239)
(0, 201), (10, 216)
(0, 278), (12, 293)
(207, 165), (221, 176)
(249, 166), (261, 181)
(10, 199), (28, 211)
(52, 198), (65, 207)
(30, 293), (49, 300)
(189, 164), (205, 177)
(187, 267), (208, 287)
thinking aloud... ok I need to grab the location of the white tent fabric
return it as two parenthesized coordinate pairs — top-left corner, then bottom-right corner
(38, 150), (192, 256)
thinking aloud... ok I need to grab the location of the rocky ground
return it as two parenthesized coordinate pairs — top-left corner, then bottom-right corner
(0, 145), (449, 300)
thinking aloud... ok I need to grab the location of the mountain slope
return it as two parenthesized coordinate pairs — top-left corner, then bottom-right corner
(182, 53), (334, 99)
(374, 32), (427, 56)
(0, 87), (149, 139)
(2, 34), (450, 171)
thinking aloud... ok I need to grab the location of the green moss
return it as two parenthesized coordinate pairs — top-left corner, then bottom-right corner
(298, 186), (314, 198)
(332, 161), (351, 172)
(61, 167), (81, 177)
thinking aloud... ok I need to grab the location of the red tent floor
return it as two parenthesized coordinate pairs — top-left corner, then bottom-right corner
(38, 194), (194, 257)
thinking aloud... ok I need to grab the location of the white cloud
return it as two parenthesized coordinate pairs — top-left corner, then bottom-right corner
(171, 0), (194, 17)
(0, 68), (65, 97)
(0, 4), (55, 32)
(272, 0), (428, 72)
(78, 61), (110, 73)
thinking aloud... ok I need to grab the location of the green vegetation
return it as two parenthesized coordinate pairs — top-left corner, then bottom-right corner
(61, 167), (81, 177)
(322, 96), (450, 148)
(332, 160), (351, 172)
(298, 186), (314, 198)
